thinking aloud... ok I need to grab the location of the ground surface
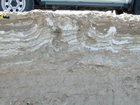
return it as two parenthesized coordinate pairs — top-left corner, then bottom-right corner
(0, 10), (140, 105)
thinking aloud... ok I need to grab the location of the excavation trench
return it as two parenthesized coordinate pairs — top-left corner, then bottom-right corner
(0, 10), (140, 105)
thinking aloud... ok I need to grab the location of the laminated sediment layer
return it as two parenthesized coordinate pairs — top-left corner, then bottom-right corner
(0, 10), (140, 105)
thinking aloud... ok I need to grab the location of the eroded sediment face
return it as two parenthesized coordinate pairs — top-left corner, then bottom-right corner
(0, 10), (140, 105)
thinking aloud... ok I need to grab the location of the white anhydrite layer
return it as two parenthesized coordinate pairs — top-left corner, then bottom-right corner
(0, 10), (140, 58)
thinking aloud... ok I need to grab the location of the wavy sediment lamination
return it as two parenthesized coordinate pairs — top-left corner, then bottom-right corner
(0, 10), (140, 105)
